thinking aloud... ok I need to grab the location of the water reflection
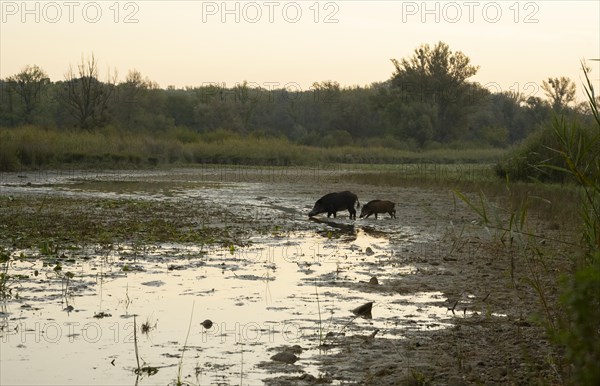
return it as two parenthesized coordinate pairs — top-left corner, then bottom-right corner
(0, 169), (488, 385)
(0, 229), (460, 385)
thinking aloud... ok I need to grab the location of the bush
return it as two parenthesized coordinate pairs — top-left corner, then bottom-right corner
(547, 64), (600, 385)
(494, 122), (594, 183)
(558, 261), (600, 385)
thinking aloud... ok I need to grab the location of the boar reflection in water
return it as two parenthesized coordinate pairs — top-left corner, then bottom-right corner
(359, 200), (396, 219)
(308, 191), (360, 220)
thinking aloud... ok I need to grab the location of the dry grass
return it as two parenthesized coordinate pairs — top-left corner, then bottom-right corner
(0, 126), (507, 171)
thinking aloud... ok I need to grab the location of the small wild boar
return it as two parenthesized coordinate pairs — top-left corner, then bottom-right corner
(308, 191), (360, 219)
(359, 200), (396, 219)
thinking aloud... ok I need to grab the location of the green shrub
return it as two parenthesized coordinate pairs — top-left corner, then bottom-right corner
(558, 260), (600, 385)
(547, 64), (600, 385)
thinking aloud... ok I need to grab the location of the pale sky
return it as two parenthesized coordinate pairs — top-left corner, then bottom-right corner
(1, 1), (599, 101)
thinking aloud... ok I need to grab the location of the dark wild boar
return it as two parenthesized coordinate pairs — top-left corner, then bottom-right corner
(308, 191), (360, 219)
(359, 200), (396, 219)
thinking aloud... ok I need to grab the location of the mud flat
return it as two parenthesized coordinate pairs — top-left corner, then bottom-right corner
(0, 167), (571, 385)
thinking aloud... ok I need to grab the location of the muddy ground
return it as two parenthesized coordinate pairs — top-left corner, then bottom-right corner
(261, 183), (572, 386)
(0, 167), (575, 385)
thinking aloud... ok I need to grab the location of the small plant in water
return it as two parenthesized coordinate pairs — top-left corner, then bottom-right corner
(409, 369), (431, 386)
(141, 315), (157, 335)
(0, 249), (16, 299)
(175, 303), (195, 386)
(39, 239), (60, 257)
(133, 315), (159, 378)
(314, 279), (324, 346)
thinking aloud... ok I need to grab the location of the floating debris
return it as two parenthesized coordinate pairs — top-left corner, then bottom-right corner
(141, 280), (165, 287)
(364, 329), (380, 341)
(93, 311), (112, 319)
(351, 301), (374, 319)
(286, 345), (303, 354)
(134, 366), (158, 376)
(271, 351), (299, 364)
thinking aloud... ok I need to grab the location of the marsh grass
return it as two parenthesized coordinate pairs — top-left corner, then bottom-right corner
(345, 162), (581, 234)
(314, 279), (325, 346)
(0, 195), (252, 249)
(140, 313), (157, 335)
(456, 63), (600, 385)
(313, 279), (347, 348)
(134, 315), (141, 373)
(543, 64), (600, 385)
(133, 314), (159, 378)
(175, 303), (194, 386)
(344, 162), (497, 184)
(0, 125), (506, 171)
(0, 249), (15, 299)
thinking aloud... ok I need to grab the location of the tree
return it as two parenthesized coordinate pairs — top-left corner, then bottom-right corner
(114, 69), (157, 129)
(234, 81), (260, 132)
(164, 89), (195, 128)
(385, 42), (480, 143)
(6, 65), (50, 124)
(391, 42), (479, 93)
(541, 76), (576, 112)
(60, 55), (117, 129)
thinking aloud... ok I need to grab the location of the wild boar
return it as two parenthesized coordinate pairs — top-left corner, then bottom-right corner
(359, 200), (396, 219)
(308, 191), (360, 219)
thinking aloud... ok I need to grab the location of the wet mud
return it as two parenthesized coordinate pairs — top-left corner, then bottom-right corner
(0, 168), (569, 385)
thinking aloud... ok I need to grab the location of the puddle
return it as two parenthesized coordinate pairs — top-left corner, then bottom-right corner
(0, 231), (458, 385)
(0, 169), (474, 385)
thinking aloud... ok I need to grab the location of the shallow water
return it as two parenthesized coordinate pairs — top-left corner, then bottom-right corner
(1, 169), (463, 385)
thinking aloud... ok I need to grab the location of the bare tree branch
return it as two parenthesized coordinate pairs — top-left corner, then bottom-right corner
(60, 54), (117, 129)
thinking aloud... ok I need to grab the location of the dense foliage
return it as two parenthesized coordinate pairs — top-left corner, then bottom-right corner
(547, 65), (600, 385)
(1, 43), (581, 153)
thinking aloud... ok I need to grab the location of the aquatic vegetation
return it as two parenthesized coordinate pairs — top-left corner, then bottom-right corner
(0, 249), (14, 299)
(0, 167), (582, 385)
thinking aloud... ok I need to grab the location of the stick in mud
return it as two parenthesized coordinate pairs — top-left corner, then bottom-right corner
(134, 315), (140, 372)
(449, 290), (466, 315)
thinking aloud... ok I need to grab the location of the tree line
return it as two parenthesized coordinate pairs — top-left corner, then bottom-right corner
(0, 42), (590, 150)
